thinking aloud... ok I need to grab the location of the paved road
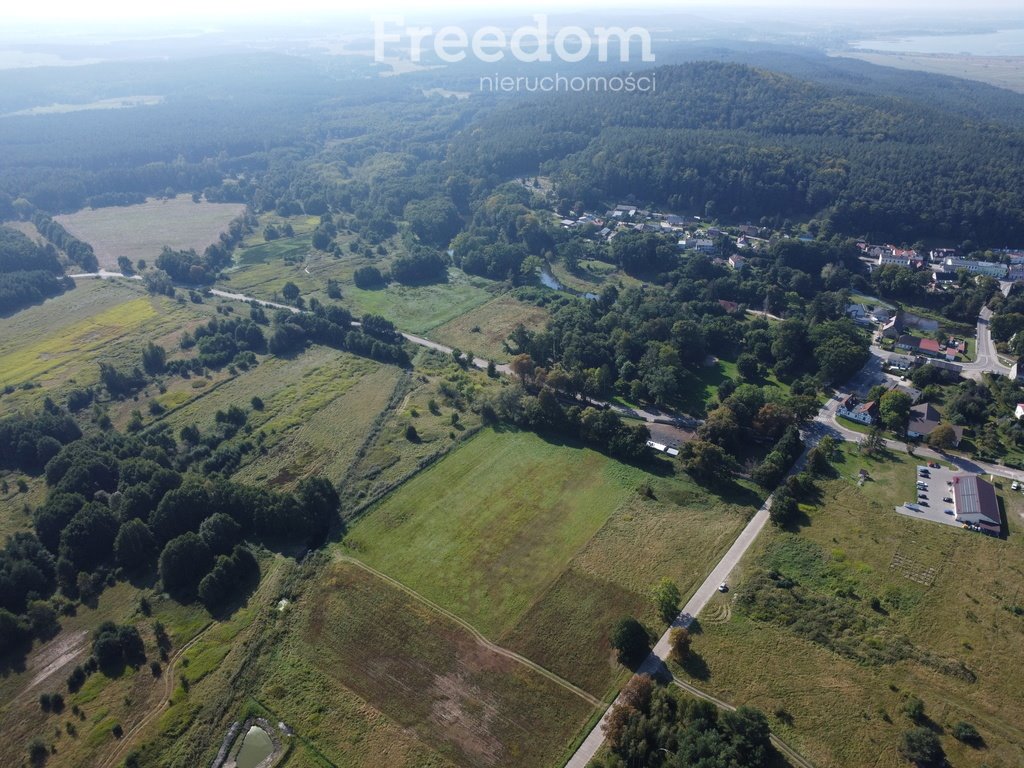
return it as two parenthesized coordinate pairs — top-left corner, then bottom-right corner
(564, 437), (817, 768)
(73, 273), (709, 427)
(815, 395), (1024, 484)
(961, 306), (1011, 380)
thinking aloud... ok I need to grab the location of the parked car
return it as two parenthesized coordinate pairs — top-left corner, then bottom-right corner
(718, 582), (729, 593)
(943, 497), (953, 503)
(945, 510), (955, 515)
(1013, 481), (1020, 491)
(929, 462), (940, 468)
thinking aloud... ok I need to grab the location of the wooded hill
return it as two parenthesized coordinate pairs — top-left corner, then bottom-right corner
(449, 61), (1024, 246)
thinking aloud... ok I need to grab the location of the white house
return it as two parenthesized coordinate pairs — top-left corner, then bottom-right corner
(837, 395), (878, 425)
(1015, 403), (1024, 420)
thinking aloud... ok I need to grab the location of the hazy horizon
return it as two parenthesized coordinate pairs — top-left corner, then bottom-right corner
(5, 0), (1024, 27)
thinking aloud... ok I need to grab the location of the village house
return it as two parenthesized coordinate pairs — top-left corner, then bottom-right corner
(896, 335), (943, 357)
(837, 394), (878, 425)
(1015, 403), (1024, 420)
(880, 313), (903, 339)
(906, 403), (962, 444)
(728, 254), (746, 270)
(678, 237), (717, 255)
(1011, 360), (1024, 383)
(943, 257), (1007, 279)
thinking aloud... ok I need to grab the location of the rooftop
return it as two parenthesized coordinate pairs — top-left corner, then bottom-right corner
(952, 475), (1001, 527)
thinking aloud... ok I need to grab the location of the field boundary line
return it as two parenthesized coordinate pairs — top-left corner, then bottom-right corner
(334, 554), (602, 708)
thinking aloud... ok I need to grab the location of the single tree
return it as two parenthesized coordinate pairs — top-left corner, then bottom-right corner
(669, 627), (691, 664)
(927, 423), (957, 450)
(611, 617), (649, 665)
(951, 721), (981, 746)
(651, 578), (681, 624)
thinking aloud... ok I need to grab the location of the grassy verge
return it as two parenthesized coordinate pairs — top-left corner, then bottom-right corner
(684, 442), (1024, 768)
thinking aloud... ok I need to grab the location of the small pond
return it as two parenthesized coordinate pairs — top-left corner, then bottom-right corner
(236, 725), (274, 768)
(539, 267), (598, 300)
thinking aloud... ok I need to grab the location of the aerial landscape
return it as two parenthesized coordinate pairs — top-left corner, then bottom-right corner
(2, 1), (1024, 767)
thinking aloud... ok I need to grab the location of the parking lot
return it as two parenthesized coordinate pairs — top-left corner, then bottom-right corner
(896, 464), (962, 528)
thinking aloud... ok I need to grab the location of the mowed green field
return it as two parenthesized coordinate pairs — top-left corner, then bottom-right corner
(686, 443), (1024, 768)
(345, 429), (644, 637)
(427, 295), (550, 363)
(343, 269), (495, 335)
(54, 196), (246, 270)
(345, 428), (753, 698)
(267, 561), (594, 768)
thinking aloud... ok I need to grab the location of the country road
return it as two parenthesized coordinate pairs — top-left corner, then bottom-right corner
(564, 435), (817, 768)
(815, 395), (1024, 483)
(72, 273), (702, 427)
(564, 487), (788, 767)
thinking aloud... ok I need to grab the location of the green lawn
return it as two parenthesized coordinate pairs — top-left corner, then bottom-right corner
(684, 443), (1024, 768)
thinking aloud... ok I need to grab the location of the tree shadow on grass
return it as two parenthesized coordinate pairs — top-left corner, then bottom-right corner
(680, 650), (711, 682)
(715, 481), (764, 508)
(204, 567), (261, 622)
(0, 636), (32, 676)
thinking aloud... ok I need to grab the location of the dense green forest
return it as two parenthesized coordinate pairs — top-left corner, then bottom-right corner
(449, 62), (1024, 245)
(0, 226), (69, 313)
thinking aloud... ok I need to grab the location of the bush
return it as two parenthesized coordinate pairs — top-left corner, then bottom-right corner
(66, 665), (86, 692)
(669, 627), (691, 664)
(28, 738), (48, 766)
(951, 720), (981, 746)
(899, 727), (944, 767)
(902, 694), (924, 722)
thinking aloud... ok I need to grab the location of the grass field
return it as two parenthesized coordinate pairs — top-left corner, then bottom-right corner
(345, 429), (642, 637)
(158, 346), (401, 490)
(0, 279), (210, 415)
(221, 228), (496, 336)
(548, 261), (642, 294)
(55, 196), (246, 270)
(274, 560), (594, 768)
(346, 428), (755, 698)
(344, 269), (496, 335)
(337, 351), (494, 509)
(427, 295), (549, 363)
(684, 443), (1024, 768)
(0, 562), (220, 768)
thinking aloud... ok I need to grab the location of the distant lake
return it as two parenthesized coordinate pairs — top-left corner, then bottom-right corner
(852, 28), (1024, 56)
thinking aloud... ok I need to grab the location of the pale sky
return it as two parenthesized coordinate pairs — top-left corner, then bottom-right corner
(5, 0), (1023, 24)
